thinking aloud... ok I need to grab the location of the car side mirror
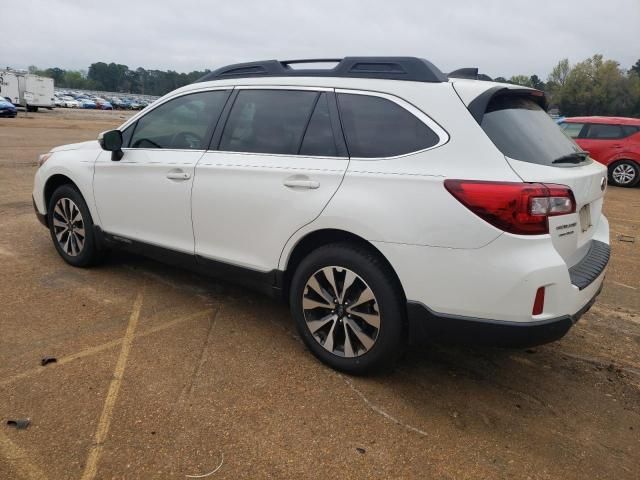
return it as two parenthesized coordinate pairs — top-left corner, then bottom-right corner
(98, 130), (124, 161)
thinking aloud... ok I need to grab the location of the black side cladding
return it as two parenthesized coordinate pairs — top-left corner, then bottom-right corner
(195, 57), (449, 84)
(568, 240), (610, 290)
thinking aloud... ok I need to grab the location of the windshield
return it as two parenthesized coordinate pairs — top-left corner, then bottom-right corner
(481, 96), (588, 166)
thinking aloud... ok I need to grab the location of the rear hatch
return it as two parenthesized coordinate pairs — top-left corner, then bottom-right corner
(457, 84), (608, 267)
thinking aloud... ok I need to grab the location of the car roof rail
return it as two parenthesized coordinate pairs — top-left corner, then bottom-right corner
(195, 57), (449, 84)
(448, 68), (493, 81)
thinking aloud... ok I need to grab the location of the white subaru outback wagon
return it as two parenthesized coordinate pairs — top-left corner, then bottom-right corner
(33, 57), (610, 374)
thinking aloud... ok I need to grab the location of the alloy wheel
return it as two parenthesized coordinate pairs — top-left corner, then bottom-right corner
(612, 163), (636, 185)
(52, 197), (85, 257)
(302, 266), (380, 358)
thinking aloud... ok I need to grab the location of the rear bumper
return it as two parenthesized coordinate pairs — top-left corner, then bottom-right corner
(407, 281), (603, 347)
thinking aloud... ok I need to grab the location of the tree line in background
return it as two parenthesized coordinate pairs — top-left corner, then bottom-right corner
(27, 54), (640, 116)
(28, 62), (211, 97)
(499, 55), (640, 117)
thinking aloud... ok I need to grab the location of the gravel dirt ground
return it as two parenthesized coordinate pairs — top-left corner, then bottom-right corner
(0, 109), (638, 480)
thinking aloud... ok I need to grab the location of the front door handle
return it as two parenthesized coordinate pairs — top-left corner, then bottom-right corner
(282, 176), (320, 190)
(166, 170), (191, 181)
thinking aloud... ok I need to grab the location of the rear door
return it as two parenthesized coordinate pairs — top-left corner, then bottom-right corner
(192, 87), (349, 272)
(478, 94), (608, 267)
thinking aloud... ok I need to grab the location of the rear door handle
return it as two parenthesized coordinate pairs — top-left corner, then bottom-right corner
(283, 179), (320, 189)
(166, 170), (191, 180)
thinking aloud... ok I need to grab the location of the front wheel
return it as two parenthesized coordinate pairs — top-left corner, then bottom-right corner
(48, 185), (102, 267)
(289, 243), (406, 375)
(609, 160), (640, 187)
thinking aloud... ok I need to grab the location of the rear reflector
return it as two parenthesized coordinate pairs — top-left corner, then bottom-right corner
(532, 287), (545, 315)
(444, 180), (576, 235)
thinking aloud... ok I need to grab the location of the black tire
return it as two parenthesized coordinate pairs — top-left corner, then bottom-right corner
(289, 242), (406, 375)
(608, 160), (640, 188)
(26, 105), (38, 113)
(48, 184), (102, 267)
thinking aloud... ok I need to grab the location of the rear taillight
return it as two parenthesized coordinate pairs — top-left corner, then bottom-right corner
(444, 180), (576, 235)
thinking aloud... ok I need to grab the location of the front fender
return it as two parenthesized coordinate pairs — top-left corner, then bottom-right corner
(33, 149), (102, 226)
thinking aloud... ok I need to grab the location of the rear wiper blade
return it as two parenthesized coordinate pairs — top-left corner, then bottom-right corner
(552, 151), (589, 164)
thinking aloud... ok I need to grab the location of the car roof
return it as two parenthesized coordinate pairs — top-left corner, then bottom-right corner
(563, 116), (640, 126)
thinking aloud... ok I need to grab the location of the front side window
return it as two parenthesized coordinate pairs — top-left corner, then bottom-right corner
(337, 93), (439, 158)
(559, 122), (584, 139)
(584, 124), (624, 140)
(220, 90), (318, 155)
(129, 90), (228, 149)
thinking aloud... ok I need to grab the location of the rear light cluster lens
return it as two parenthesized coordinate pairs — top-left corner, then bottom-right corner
(444, 180), (576, 235)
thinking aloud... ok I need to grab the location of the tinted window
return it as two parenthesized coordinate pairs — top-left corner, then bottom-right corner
(481, 96), (586, 166)
(559, 122), (584, 139)
(121, 124), (134, 147)
(337, 93), (439, 158)
(220, 90), (317, 155)
(130, 91), (228, 149)
(621, 125), (639, 138)
(585, 124), (623, 139)
(299, 93), (337, 157)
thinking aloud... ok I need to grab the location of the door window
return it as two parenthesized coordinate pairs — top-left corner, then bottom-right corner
(129, 90), (228, 149)
(299, 93), (338, 157)
(584, 124), (624, 140)
(559, 122), (584, 139)
(337, 93), (439, 158)
(219, 90), (318, 155)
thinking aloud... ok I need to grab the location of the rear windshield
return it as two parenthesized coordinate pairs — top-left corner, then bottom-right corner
(481, 96), (587, 166)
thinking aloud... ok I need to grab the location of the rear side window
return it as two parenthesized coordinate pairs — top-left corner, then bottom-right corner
(621, 125), (639, 137)
(559, 122), (584, 139)
(337, 93), (439, 158)
(584, 124), (623, 139)
(220, 90), (317, 155)
(481, 96), (585, 166)
(129, 90), (228, 149)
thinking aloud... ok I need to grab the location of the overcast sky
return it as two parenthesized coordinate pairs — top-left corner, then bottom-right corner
(5, 0), (639, 79)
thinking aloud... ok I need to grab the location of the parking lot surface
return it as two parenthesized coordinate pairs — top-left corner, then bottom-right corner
(1, 109), (639, 479)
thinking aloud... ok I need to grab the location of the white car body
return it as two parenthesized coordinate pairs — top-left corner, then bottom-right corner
(33, 58), (610, 368)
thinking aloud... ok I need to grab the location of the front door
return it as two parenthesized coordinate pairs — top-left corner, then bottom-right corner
(93, 89), (230, 254)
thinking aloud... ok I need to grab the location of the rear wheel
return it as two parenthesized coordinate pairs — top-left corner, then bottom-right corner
(48, 185), (102, 267)
(609, 160), (639, 187)
(289, 243), (406, 375)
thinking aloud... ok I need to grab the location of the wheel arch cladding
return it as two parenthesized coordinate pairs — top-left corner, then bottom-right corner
(282, 228), (407, 303)
(44, 174), (81, 210)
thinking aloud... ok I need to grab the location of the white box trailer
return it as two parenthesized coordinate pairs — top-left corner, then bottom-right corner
(0, 70), (54, 111)
(0, 71), (20, 105)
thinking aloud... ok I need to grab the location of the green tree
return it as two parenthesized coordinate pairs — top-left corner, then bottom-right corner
(529, 74), (545, 90)
(630, 59), (640, 76)
(508, 75), (533, 87)
(560, 54), (637, 116)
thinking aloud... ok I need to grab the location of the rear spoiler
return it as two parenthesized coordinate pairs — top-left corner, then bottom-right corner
(467, 86), (548, 124)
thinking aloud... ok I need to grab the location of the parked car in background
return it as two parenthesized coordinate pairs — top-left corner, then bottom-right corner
(63, 98), (80, 108)
(99, 101), (113, 110)
(559, 116), (640, 187)
(79, 99), (96, 109)
(0, 97), (17, 117)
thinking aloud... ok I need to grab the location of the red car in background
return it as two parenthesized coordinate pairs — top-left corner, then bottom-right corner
(558, 116), (640, 187)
